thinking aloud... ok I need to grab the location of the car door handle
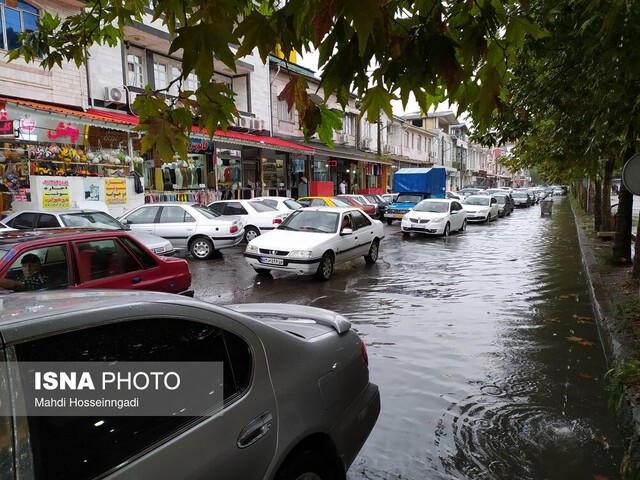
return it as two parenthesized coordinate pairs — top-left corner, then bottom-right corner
(237, 411), (273, 448)
(131, 277), (142, 284)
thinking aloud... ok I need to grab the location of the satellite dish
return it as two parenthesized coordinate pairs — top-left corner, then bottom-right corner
(622, 153), (640, 195)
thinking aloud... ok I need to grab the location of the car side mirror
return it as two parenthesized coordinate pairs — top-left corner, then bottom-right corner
(451, 210), (458, 214)
(341, 228), (353, 235)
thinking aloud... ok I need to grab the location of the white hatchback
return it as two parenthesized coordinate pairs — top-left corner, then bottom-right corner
(462, 195), (500, 222)
(401, 199), (467, 236)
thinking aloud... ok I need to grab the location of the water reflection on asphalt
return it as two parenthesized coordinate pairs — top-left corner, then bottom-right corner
(189, 197), (622, 480)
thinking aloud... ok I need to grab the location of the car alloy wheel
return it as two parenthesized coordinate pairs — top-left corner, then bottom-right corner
(459, 219), (467, 232)
(244, 226), (260, 243)
(365, 239), (379, 264)
(443, 223), (450, 237)
(316, 253), (334, 281)
(190, 237), (214, 260)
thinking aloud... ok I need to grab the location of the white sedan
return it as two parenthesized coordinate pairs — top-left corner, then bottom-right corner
(461, 195), (500, 222)
(208, 199), (290, 242)
(244, 207), (385, 280)
(401, 199), (467, 236)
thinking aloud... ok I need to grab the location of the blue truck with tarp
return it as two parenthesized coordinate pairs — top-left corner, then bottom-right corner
(384, 167), (447, 225)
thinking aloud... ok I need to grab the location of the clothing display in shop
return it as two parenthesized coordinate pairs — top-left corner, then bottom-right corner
(145, 191), (218, 204)
(154, 169), (164, 191)
(215, 165), (240, 183)
(364, 164), (382, 176)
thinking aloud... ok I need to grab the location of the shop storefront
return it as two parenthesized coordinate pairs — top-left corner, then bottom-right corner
(0, 98), (145, 217)
(307, 144), (392, 196)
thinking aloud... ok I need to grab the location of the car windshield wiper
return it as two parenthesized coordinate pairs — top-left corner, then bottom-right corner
(278, 225), (295, 230)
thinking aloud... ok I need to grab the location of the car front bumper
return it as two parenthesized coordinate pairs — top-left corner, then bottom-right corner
(244, 254), (321, 275)
(466, 214), (488, 222)
(400, 222), (445, 234)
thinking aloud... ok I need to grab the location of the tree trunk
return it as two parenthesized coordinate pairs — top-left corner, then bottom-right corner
(594, 179), (602, 231)
(602, 159), (614, 231)
(613, 183), (633, 263)
(633, 211), (640, 280)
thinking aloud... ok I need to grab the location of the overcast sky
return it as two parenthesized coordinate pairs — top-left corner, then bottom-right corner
(296, 50), (430, 116)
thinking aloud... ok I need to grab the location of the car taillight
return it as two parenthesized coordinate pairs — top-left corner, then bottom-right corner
(273, 218), (282, 224)
(230, 225), (238, 234)
(360, 340), (369, 366)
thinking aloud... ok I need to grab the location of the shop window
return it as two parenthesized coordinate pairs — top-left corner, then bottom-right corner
(0, 0), (38, 51)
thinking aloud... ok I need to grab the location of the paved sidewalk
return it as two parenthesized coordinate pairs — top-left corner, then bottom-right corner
(573, 200), (640, 476)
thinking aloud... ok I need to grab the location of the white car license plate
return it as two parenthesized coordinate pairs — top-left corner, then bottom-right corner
(411, 223), (426, 229)
(260, 257), (284, 266)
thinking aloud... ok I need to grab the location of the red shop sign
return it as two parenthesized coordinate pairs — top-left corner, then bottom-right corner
(327, 159), (338, 166)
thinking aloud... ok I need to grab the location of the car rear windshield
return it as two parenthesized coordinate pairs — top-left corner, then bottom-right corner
(192, 204), (221, 218)
(60, 212), (123, 229)
(248, 201), (278, 212)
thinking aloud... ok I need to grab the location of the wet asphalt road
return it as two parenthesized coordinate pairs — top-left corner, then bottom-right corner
(188, 196), (623, 480)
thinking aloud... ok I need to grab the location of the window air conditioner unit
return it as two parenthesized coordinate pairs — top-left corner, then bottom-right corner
(392, 146), (401, 155)
(237, 117), (250, 128)
(336, 133), (348, 143)
(104, 86), (125, 105)
(383, 144), (392, 154)
(252, 119), (264, 131)
(362, 138), (371, 149)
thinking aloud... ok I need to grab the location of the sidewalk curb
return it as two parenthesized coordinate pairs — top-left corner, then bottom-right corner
(572, 200), (640, 477)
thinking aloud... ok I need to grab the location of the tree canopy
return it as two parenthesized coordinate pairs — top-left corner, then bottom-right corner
(9, 0), (545, 161)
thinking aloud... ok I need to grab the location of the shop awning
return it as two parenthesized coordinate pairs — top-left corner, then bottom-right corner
(206, 129), (314, 155)
(1, 99), (314, 155)
(301, 141), (393, 165)
(89, 108), (314, 155)
(1, 98), (138, 132)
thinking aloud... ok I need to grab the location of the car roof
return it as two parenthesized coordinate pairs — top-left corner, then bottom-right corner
(4, 208), (107, 216)
(0, 290), (215, 343)
(131, 202), (201, 207)
(299, 206), (360, 214)
(0, 228), (132, 249)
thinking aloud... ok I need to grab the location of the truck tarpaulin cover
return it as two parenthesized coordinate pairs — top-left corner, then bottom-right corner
(393, 168), (447, 196)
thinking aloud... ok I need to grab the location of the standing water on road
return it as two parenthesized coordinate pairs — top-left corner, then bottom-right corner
(191, 197), (623, 479)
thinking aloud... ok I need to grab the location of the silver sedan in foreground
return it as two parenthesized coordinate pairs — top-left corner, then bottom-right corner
(0, 290), (380, 479)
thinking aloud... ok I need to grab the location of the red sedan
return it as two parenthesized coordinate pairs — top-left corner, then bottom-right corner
(336, 195), (378, 217)
(0, 229), (192, 295)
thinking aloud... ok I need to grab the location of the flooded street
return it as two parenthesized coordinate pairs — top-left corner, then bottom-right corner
(190, 196), (623, 479)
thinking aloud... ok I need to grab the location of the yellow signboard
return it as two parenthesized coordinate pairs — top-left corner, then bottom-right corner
(105, 178), (127, 204)
(42, 179), (70, 209)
